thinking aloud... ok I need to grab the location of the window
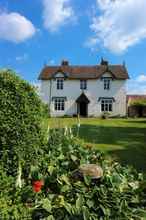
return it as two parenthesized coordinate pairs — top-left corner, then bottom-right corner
(54, 98), (65, 111)
(80, 80), (87, 90)
(57, 78), (64, 90)
(101, 99), (113, 112)
(103, 78), (110, 90)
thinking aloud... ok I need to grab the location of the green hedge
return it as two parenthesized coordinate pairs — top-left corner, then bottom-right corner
(130, 99), (146, 107)
(0, 69), (47, 175)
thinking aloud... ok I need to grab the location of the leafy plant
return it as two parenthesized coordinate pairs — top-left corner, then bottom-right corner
(31, 129), (146, 220)
(31, 166), (43, 181)
(0, 129), (146, 219)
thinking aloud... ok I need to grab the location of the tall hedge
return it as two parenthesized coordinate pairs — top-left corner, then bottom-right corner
(0, 69), (46, 175)
(130, 99), (146, 107)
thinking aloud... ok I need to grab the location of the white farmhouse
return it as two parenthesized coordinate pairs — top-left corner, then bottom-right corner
(38, 59), (129, 117)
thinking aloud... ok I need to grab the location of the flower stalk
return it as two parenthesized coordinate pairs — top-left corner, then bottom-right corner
(15, 161), (22, 189)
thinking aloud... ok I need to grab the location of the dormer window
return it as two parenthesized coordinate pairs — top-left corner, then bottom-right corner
(80, 80), (87, 90)
(103, 78), (110, 90)
(57, 78), (64, 90)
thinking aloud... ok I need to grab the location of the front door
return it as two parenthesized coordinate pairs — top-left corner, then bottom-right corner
(79, 102), (87, 117)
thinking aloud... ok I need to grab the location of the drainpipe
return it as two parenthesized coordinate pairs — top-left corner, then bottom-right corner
(49, 78), (52, 115)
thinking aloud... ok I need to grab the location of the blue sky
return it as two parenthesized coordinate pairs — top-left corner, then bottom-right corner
(0, 0), (146, 94)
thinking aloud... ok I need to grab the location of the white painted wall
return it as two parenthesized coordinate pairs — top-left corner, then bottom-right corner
(39, 73), (127, 117)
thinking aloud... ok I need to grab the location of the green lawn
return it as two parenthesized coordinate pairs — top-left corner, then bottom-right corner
(48, 118), (146, 172)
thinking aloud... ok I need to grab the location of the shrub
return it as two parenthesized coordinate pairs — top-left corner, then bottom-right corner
(0, 69), (47, 175)
(0, 129), (146, 219)
(33, 130), (146, 220)
(130, 99), (146, 107)
(100, 112), (111, 119)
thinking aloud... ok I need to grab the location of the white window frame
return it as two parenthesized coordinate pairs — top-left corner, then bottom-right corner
(103, 78), (110, 90)
(57, 78), (64, 90)
(80, 80), (87, 90)
(54, 98), (65, 111)
(101, 99), (113, 112)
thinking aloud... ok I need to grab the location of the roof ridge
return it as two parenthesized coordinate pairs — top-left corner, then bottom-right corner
(44, 64), (124, 68)
(38, 65), (129, 80)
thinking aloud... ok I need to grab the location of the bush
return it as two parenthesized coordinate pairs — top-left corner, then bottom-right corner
(100, 112), (111, 119)
(31, 130), (145, 220)
(1, 129), (145, 219)
(0, 69), (47, 175)
(130, 99), (146, 107)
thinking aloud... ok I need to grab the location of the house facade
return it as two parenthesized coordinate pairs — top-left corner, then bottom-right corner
(38, 59), (129, 117)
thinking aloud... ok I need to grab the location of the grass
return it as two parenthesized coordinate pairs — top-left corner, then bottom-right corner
(48, 117), (146, 172)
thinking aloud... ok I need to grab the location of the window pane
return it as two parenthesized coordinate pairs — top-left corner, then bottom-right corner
(57, 79), (64, 90)
(109, 104), (112, 111)
(104, 78), (110, 90)
(54, 98), (65, 111)
(62, 100), (64, 110)
(105, 104), (108, 111)
(55, 101), (57, 110)
(58, 103), (60, 110)
(101, 98), (113, 112)
(101, 104), (104, 111)
(80, 80), (87, 89)
(61, 103), (64, 110)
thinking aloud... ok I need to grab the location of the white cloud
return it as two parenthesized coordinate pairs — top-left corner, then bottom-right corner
(136, 74), (146, 82)
(16, 53), (28, 62)
(88, 0), (146, 53)
(127, 74), (146, 94)
(0, 11), (36, 43)
(42, 0), (75, 32)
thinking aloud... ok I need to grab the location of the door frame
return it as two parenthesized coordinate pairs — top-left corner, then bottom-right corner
(76, 92), (90, 117)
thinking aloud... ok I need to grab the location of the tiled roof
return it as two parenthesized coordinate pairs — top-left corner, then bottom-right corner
(38, 64), (129, 80)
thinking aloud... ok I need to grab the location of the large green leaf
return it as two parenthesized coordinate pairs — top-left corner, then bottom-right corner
(42, 198), (52, 213)
(82, 206), (90, 220)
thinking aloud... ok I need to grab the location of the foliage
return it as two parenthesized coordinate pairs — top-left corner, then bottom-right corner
(130, 99), (146, 107)
(0, 69), (47, 175)
(32, 130), (146, 220)
(100, 112), (111, 119)
(47, 118), (146, 172)
(1, 129), (145, 219)
(0, 166), (32, 219)
(31, 166), (43, 181)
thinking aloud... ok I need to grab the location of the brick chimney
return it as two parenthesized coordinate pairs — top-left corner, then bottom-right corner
(100, 58), (108, 66)
(61, 60), (69, 66)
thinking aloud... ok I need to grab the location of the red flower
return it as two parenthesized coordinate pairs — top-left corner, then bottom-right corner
(32, 180), (44, 193)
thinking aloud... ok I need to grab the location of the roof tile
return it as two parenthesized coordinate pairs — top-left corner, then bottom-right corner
(38, 64), (129, 80)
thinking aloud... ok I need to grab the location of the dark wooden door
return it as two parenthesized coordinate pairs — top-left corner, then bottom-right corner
(80, 102), (87, 117)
